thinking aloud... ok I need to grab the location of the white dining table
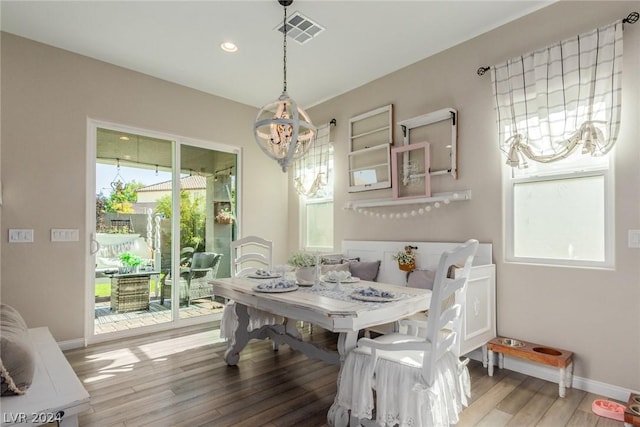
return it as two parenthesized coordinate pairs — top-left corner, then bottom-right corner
(209, 276), (432, 426)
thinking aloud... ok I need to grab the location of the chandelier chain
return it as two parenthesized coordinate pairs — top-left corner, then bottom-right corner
(253, 0), (315, 173)
(282, 4), (287, 93)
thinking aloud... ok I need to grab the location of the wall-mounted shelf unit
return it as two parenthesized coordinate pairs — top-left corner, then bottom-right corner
(398, 107), (457, 179)
(345, 190), (471, 210)
(348, 104), (393, 192)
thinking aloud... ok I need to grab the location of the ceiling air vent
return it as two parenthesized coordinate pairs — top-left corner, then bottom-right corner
(275, 11), (325, 45)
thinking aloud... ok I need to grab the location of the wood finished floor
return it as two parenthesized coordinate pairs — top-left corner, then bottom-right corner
(64, 324), (625, 427)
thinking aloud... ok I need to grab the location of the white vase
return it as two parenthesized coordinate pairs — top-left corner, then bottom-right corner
(295, 267), (315, 284)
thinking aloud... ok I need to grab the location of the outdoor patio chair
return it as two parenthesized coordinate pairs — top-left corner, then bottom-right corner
(160, 251), (221, 306)
(182, 251), (222, 305)
(180, 246), (195, 267)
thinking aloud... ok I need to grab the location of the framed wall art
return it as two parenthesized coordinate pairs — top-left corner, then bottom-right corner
(391, 142), (431, 200)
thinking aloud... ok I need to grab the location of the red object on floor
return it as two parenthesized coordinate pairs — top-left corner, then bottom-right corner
(592, 399), (625, 421)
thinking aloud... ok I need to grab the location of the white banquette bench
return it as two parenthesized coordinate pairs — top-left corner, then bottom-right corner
(341, 240), (496, 358)
(1, 305), (89, 427)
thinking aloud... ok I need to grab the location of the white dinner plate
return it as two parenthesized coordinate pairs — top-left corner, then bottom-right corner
(351, 291), (400, 302)
(322, 276), (360, 283)
(253, 283), (299, 293)
(247, 274), (281, 279)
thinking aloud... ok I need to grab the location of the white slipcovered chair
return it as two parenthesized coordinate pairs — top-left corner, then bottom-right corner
(334, 239), (479, 427)
(220, 236), (284, 346)
(229, 235), (273, 278)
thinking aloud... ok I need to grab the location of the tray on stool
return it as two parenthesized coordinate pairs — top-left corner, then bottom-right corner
(487, 337), (573, 397)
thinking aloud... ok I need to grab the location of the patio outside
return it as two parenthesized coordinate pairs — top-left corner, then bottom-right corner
(94, 135), (236, 334)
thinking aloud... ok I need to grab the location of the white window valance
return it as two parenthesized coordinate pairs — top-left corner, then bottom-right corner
(293, 123), (333, 198)
(491, 20), (623, 168)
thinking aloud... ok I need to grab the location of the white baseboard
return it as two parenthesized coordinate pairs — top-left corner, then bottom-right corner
(57, 337), (85, 351)
(466, 349), (636, 402)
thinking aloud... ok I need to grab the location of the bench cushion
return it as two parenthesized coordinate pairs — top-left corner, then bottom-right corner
(0, 304), (36, 396)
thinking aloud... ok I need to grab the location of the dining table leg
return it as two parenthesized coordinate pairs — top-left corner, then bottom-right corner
(223, 303), (251, 365)
(336, 331), (358, 362)
(327, 330), (359, 427)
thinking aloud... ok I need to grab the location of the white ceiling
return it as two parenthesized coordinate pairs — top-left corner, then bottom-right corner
(1, 1), (553, 109)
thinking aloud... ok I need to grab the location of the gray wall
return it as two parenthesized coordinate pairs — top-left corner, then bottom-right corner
(0, 32), (290, 342)
(300, 1), (640, 391)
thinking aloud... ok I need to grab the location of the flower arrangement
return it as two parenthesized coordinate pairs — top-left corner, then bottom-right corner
(215, 208), (234, 224)
(392, 251), (415, 264)
(392, 245), (417, 271)
(288, 252), (328, 284)
(287, 252), (328, 268)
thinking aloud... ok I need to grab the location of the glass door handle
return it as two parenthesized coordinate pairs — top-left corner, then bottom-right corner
(90, 233), (100, 255)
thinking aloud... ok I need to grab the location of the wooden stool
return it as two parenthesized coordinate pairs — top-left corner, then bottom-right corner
(625, 393), (640, 426)
(487, 337), (573, 397)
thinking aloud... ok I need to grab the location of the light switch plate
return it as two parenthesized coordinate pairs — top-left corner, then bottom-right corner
(9, 229), (34, 243)
(51, 228), (80, 242)
(629, 230), (640, 248)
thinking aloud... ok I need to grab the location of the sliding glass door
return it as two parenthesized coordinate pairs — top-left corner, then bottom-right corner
(177, 144), (236, 320)
(90, 122), (237, 338)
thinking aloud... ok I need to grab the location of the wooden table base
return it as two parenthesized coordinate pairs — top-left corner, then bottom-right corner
(625, 393), (640, 426)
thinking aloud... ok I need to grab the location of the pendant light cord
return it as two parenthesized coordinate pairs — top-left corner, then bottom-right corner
(282, 5), (288, 93)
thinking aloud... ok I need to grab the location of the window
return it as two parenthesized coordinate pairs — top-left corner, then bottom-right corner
(295, 124), (334, 251)
(505, 151), (613, 267)
(492, 20), (622, 268)
(302, 198), (333, 250)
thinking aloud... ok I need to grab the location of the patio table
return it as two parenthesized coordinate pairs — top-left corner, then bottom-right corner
(109, 271), (158, 312)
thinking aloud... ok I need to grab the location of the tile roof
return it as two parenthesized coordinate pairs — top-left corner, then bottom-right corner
(138, 175), (206, 192)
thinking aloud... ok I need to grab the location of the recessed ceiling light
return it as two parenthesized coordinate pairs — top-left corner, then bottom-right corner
(220, 41), (238, 53)
(119, 136), (130, 141)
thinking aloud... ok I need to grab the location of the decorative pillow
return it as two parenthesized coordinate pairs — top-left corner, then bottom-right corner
(323, 255), (360, 265)
(321, 263), (350, 274)
(0, 304), (36, 396)
(348, 260), (381, 282)
(447, 263), (465, 278)
(321, 255), (342, 265)
(406, 269), (436, 290)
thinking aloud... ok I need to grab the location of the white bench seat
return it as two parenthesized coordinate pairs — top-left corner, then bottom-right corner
(1, 327), (90, 427)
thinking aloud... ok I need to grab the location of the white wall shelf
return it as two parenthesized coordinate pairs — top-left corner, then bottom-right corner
(348, 104), (393, 193)
(344, 190), (471, 210)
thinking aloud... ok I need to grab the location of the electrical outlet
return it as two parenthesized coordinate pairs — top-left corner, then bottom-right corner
(9, 229), (34, 243)
(51, 228), (80, 242)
